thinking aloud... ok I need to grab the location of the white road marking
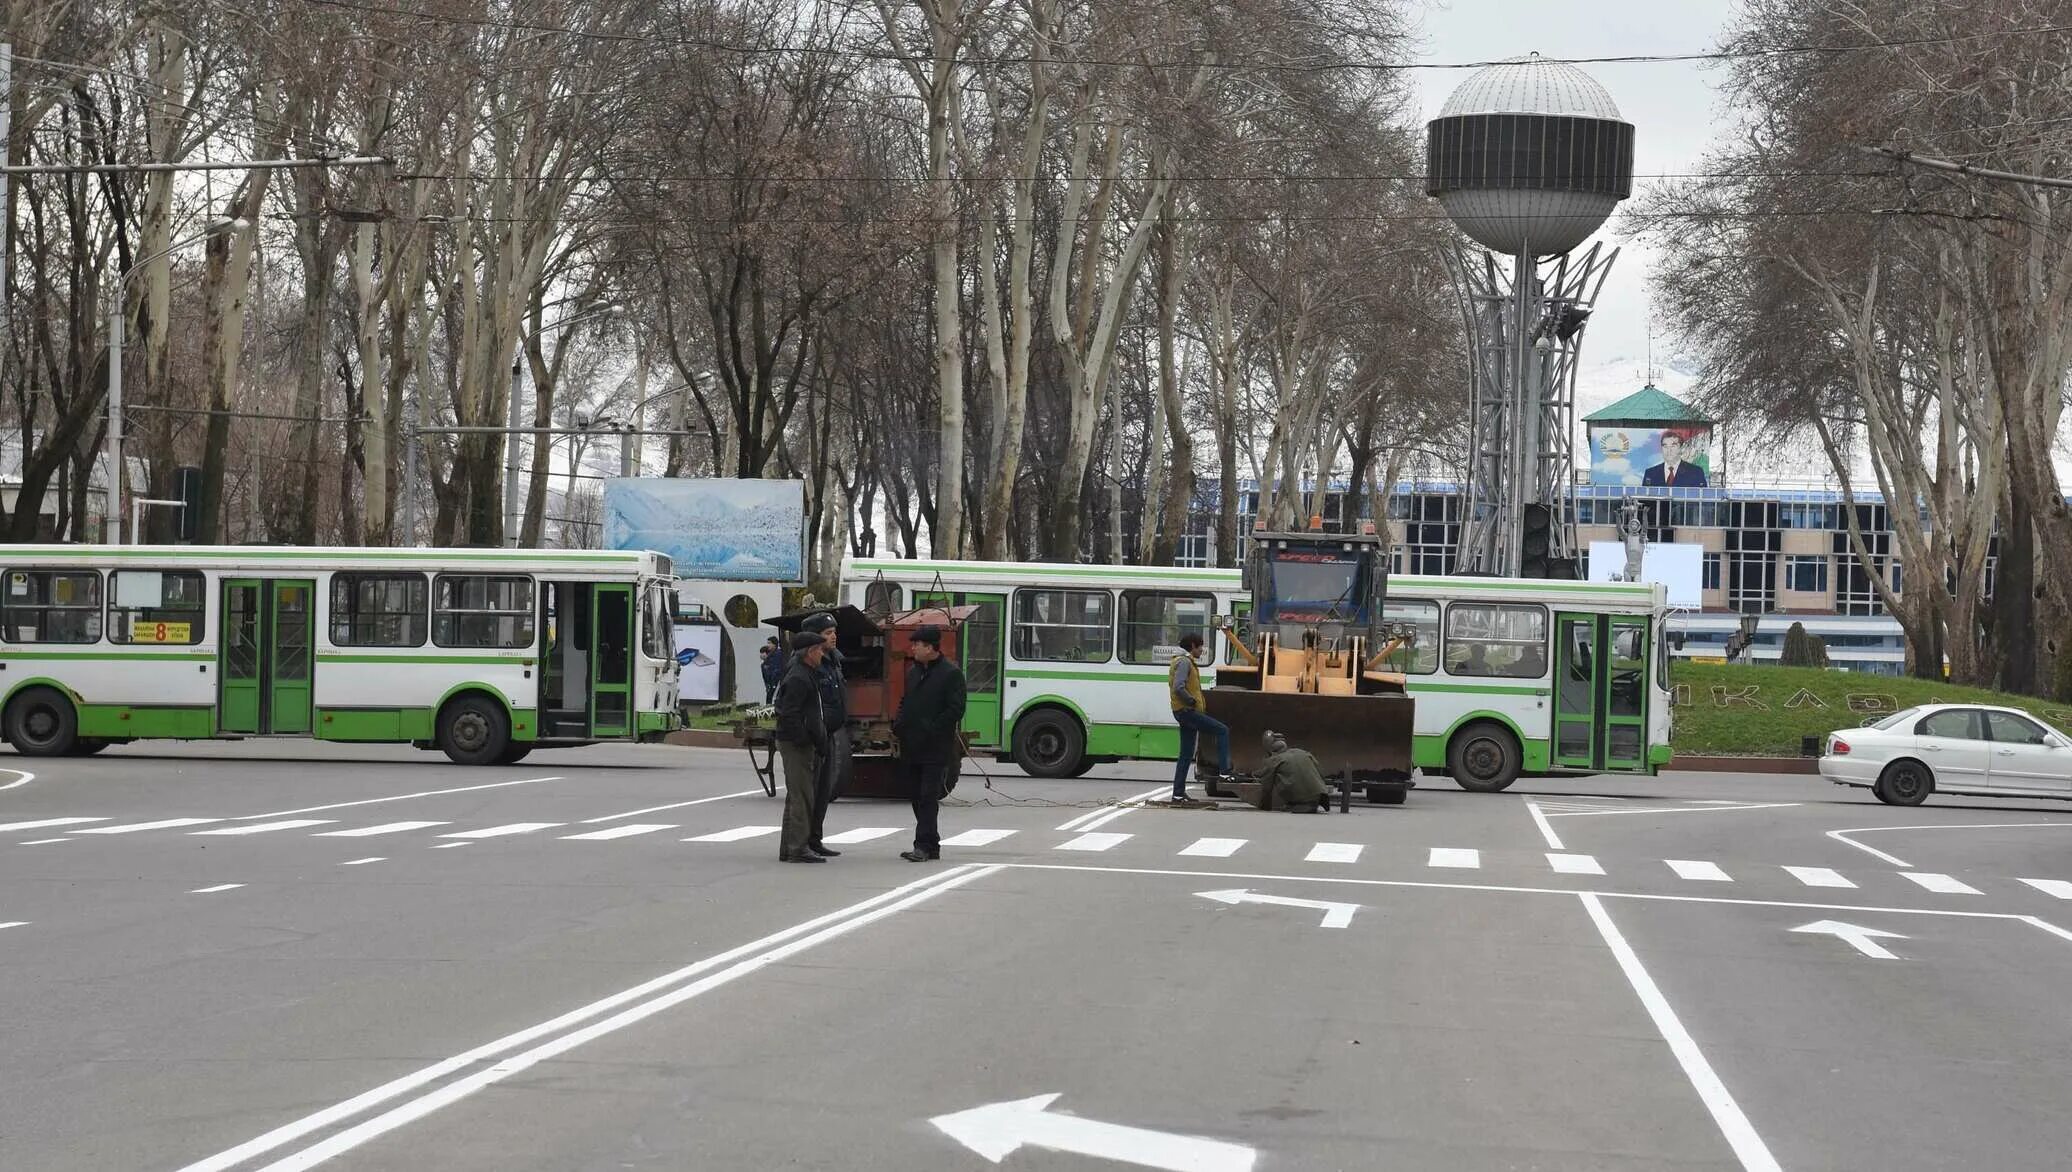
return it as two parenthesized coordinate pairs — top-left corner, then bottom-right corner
(1057, 832), (1131, 852)
(181, 865), (1000, 1172)
(2021, 915), (2072, 943)
(684, 825), (779, 843)
(0, 768), (34, 791)
(76, 817), (221, 834)
(0, 816), (103, 832)
(18, 837), (71, 845)
(313, 822), (450, 838)
(437, 823), (563, 840)
(1428, 848), (1480, 869)
(190, 884), (244, 894)
(1179, 837), (1246, 858)
(578, 789), (766, 824)
(192, 819), (338, 836)
(2018, 878), (2072, 900)
(1783, 866), (1856, 889)
(1547, 852), (1604, 875)
(821, 827), (904, 845)
(238, 776), (564, 820)
(1790, 919), (1905, 960)
(1902, 871), (1981, 895)
(1667, 859), (1732, 882)
(1580, 893), (1783, 1172)
(339, 858), (385, 866)
(1058, 786), (1170, 833)
(0, 920), (28, 929)
(1543, 802), (1803, 819)
(432, 842), (473, 849)
(1305, 842), (1362, 864)
(939, 829), (1017, 847)
(1196, 888), (1359, 929)
(1827, 820), (2072, 869)
(932, 1092), (1257, 1172)
(1524, 800), (1564, 849)
(559, 824), (677, 841)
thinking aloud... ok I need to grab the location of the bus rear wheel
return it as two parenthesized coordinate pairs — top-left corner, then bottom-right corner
(1012, 708), (1086, 779)
(1448, 722), (1521, 793)
(5, 687), (79, 757)
(438, 695), (511, 766)
(496, 743), (535, 766)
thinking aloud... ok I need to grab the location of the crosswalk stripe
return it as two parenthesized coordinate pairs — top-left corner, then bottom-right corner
(1306, 842), (1362, 864)
(75, 817), (221, 834)
(1546, 852), (1604, 875)
(560, 824), (677, 841)
(821, 827), (904, 845)
(0, 817), (107, 832)
(1428, 848), (1480, 869)
(438, 822), (563, 839)
(192, 819), (337, 836)
(0, 921), (28, 930)
(314, 821), (450, 837)
(339, 857), (385, 866)
(1179, 837), (1247, 858)
(685, 825), (779, 843)
(1667, 859), (1731, 882)
(939, 829), (1016, 847)
(1057, 832), (1131, 852)
(1903, 871), (1981, 895)
(190, 884), (243, 894)
(2018, 878), (2072, 900)
(1783, 866), (1855, 889)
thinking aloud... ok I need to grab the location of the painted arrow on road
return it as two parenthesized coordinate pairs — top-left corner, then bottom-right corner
(1791, 920), (1907, 959)
(931, 1093), (1257, 1171)
(1197, 888), (1360, 929)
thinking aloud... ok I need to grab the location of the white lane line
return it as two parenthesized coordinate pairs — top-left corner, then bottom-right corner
(190, 884), (244, 894)
(1179, 837), (1247, 858)
(939, 829), (1016, 847)
(1783, 866), (1856, 889)
(684, 825), (779, 843)
(1306, 842), (1362, 864)
(1902, 871), (1981, 895)
(1547, 852), (1604, 875)
(1428, 848), (1480, 869)
(0, 920), (28, 929)
(177, 865), (999, 1172)
(1058, 786), (1170, 833)
(0, 768), (34, 791)
(238, 776), (564, 820)
(559, 824), (677, 841)
(2018, 878), (2072, 900)
(313, 821), (450, 838)
(76, 817), (221, 834)
(437, 823), (563, 840)
(1057, 832), (1131, 852)
(1827, 820), (2072, 869)
(1544, 802), (1803, 819)
(0, 816), (104, 832)
(1668, 860), (1732, 882)
(821, 827), (904, 845)
(339, 858), (385, 866)
(192, 819), (337, 836)
(18, 837), (71, 845)
(432, 843), (473, 849)
(578, 789), (765, 824)
(1579, 893), (1783, 1172)
(1525, 800), (1564, 850)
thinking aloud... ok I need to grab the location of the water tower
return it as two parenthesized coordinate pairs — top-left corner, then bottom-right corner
(1426, 53), (1634, 577)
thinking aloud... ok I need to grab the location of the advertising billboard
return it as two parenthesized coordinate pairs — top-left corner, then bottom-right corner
(1587, 425), (1713, 488)
(602, 478), (806, 583)
(1588, 540), (1705, 609)
(673, 621), (724, 703)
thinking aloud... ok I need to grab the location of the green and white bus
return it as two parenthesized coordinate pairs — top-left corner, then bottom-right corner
(841, 557), (1670, 791)
(0, 546), (681, 764)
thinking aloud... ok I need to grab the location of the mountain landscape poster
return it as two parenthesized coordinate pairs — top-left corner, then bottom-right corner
(602, 478), (806, 583)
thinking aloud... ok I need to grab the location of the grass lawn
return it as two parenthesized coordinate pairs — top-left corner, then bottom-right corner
(1670, 662), (2072, 757)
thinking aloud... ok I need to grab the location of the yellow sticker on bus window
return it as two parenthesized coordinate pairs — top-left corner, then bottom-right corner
(132, 618), (191, 643)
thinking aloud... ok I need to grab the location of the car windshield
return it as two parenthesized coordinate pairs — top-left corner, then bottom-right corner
(1871, 707), (1920, 730)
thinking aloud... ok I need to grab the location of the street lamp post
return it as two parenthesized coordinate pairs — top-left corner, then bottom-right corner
(105, 217), (248, 545)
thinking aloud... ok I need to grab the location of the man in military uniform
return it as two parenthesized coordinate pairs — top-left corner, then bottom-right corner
(800, 612), (849, 858)
(1253, 730), (1332, 813)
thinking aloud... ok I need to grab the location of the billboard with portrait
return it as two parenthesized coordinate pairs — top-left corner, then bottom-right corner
(602, 477), (806, 583)
(1587, 425), (1714, 488)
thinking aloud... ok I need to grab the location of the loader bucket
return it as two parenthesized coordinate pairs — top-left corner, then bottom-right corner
(1204, 688), (1415, 782)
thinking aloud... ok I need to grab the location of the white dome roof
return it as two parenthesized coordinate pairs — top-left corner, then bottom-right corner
(1438, 53), (1623, 121)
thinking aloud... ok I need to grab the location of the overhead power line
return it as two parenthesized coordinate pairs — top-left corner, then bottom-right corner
(0, 155), (390, 177)
(1863, 145), (2072, 191)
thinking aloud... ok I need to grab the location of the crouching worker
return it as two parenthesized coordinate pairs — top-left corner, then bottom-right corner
(1253, 730), (1332, 813)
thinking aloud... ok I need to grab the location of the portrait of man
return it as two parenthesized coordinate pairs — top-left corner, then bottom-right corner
(1641, 429), (1709, 487)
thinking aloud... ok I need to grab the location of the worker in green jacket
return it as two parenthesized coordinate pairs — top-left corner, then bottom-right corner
(1254, 730), (1332, 813)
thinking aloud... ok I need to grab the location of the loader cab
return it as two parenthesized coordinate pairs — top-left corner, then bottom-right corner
(1249, 527), (1388, 645)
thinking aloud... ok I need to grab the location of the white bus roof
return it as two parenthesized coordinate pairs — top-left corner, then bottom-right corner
(0, 545), (668, 576)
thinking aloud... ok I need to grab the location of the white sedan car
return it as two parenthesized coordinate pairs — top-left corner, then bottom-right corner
(1821, 703), (2072, 806)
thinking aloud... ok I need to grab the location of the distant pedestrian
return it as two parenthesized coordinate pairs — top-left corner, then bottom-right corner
(1170, 632), (1230, 801)
(801, 612), (849, 858)
(759, 635), (784, 704)
(773, 632), (830, 863)
(892, 625), (966, 862)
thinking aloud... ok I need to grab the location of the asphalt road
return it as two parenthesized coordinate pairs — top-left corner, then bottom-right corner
(4, 743), (2072, 1171)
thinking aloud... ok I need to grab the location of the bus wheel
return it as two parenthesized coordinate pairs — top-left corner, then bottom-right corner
(1448, 722), (1521, 793)
(1012, 708), (1086, 779)
(5, 687), (79, 757)
(496, 743), (535, 766)
(1070, 757), (1098, 778)
(437, 695), (511, 766)
(70, 739), (112, 756)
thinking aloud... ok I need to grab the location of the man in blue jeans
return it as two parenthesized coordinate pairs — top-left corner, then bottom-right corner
(1169, 633), (1230, 800)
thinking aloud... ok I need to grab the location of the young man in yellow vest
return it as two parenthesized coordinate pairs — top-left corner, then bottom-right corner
(1170, 633), (1231, 801)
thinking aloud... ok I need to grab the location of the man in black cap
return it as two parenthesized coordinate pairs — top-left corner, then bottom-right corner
(800, 611), (848, 857)
(772, 631), (830, 863)
(892, 624), (966, 862)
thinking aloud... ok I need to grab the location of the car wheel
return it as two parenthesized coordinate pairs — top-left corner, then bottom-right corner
(1448, 721), (1521, 793)
(1011, 708), (1086, 779)
(1874, 760), (1933, 807)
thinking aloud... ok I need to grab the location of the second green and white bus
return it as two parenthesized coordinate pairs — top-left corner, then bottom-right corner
(0, 546), (681, 764)
(841, 557), (1671, 791)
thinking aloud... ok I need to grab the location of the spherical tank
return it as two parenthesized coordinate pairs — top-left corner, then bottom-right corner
(1425, 53), (1635, 257)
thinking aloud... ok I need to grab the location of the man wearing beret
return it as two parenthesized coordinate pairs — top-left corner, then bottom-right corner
(892, 625), (966, 862)
(773, 630), (831, 863)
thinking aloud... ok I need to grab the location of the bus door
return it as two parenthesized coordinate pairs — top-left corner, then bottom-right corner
(917, 590), (1004, 748)
(1553, 612), (1650, 773)
(219, 578), (314, 735)
(589, 583), (634, 738)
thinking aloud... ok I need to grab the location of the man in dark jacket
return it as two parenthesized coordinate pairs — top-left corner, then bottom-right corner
(772, 632), (830, 863)
(759, 637), (784, 704)
(1253, 730), (1332, 813)
(800, 612), (849, 857)
(892, 625), (966, 862)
